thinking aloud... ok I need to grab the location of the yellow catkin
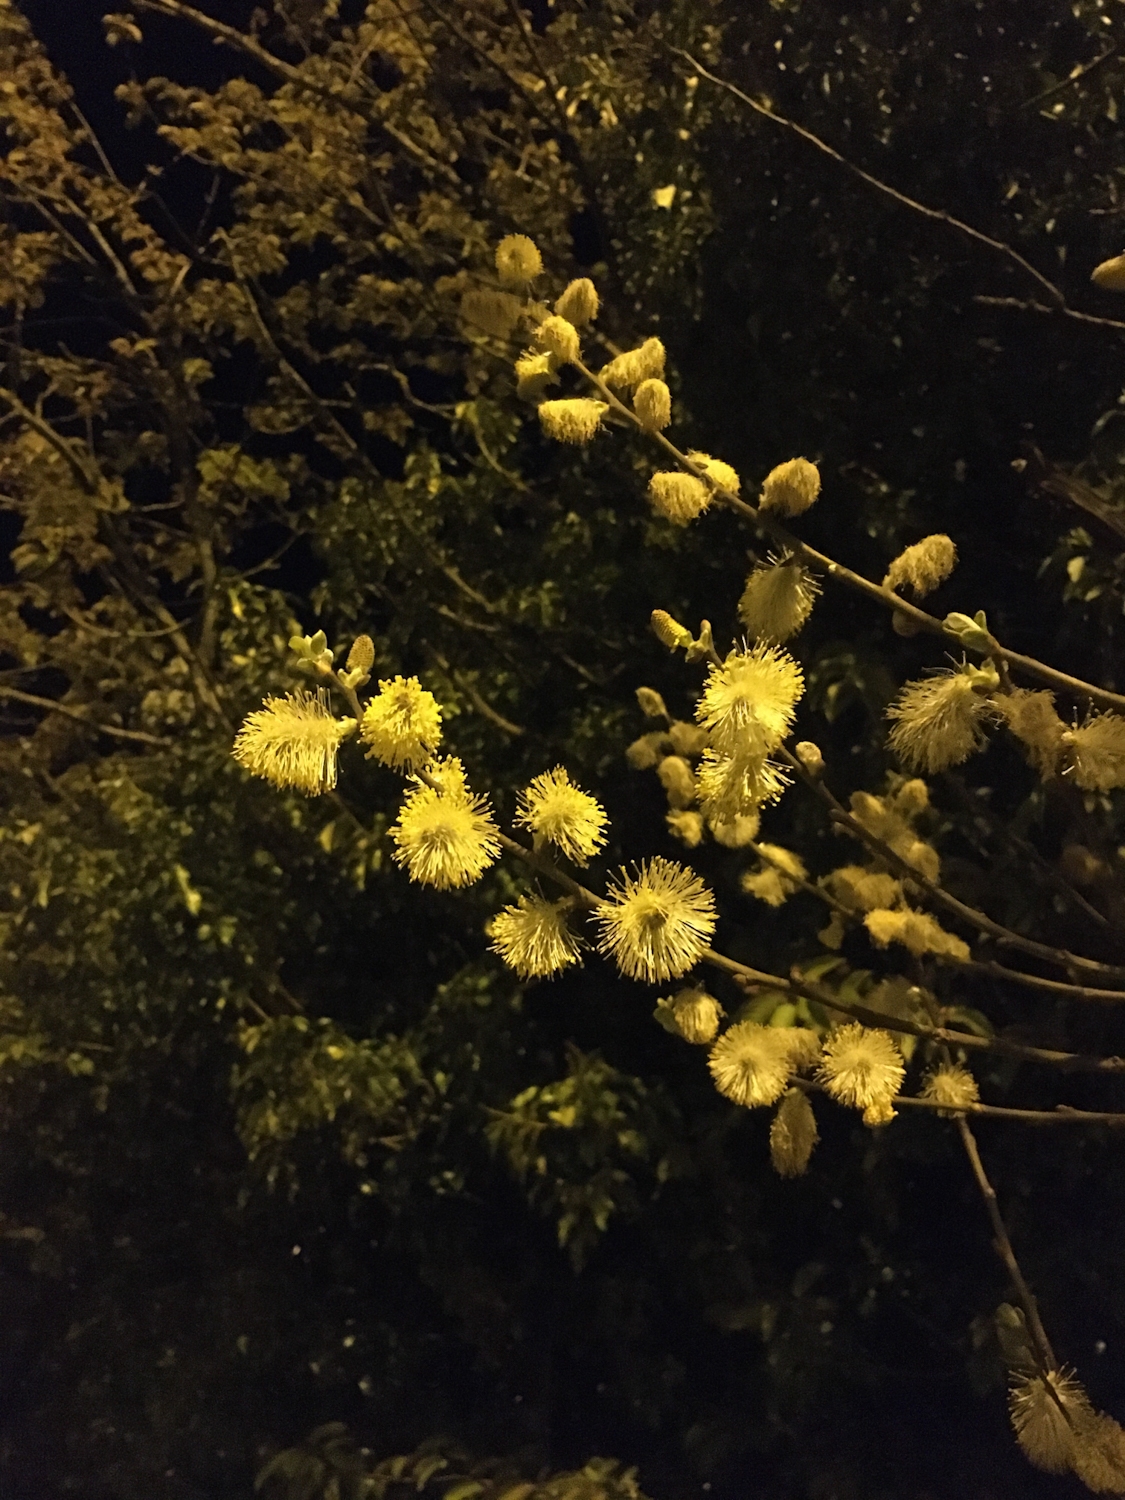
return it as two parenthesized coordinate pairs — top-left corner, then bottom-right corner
(495, 234), (542, 285)
(626, 731), (670, 769)
(709, 1022), (798, 1108)
(994, 689), (1066, 779)
(636, 686), (669, 719)
(648, 471), (711, 524)
(555, 277), (599, 326)
(534, 314), (580, 364)
(741, 844), (807, 907)
(538, 398), (607, 444)
(818, 1023), (905, 1113)
(657, 755), (696, 809)
(594, 857), (717, 983)
(488, 894), (583, 979)
(601, 337), (665, 389)
(864, 906), (970, 961)
(696, 748), (790, 823)
(708, 810), (762, 847)
(651, 609), (693, 649)
(233, 690), (356, 796)
(668, 720), (710, 757)
(738, 557), (820, 643)
(770, 1088), (819, 1176)
(666, 809), (705, 847)
(633, 377), (672, 431)
(759, 457), (821, 516)
(360, 675), (442, 770)
(461, 287), (523, 339)
(921, 1063), (979, 1115)
(687, 450), (741, 495)
(389, 766), (501, 889)
(656, 987), (723, 1044)
(1009, 1369), (1092, 1475)
(886, 672), (991, 773)
(883, 534), (958, 596)
(514, 766), (608, 865)
(696, 644), (804, 759)
(514, 350), (557, 402)
(1063, 713), (1125, 792)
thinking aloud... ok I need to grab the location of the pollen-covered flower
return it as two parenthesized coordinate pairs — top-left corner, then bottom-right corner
(697, 748), (790, 823)
(696, 644), (804, 758)
(555, 277), (599, 327)
(886, 670), (992, 773)
(515, 349), (558, 402)
(233, 690), (356, 796)
(360, 675), (442, 770)
(770, 1087), (819, 1176)
(495, 233), (542, 285)
(741, 843), (808, 907)
(515, 766), (608, 865)
(1063, 712), (1125, 792)
(921, 1063), (979, 1115)
(594, 856), (717, 983)
(534, 314), (580, 364)
(633, 377), (671, 431)
(994, 689), (1066, 779)
(708, 1022), (797, 1108)
(648, 471), (711, 524)
(1009, 1369), (1092, 1475)
(655, 986), (723, 1044)
(488, 894), (583, 978)
(687, 451), (741, 496)
(818, 1023), (905, 1113)
(738, 556), (820, 643)
(884, 533), (958, 596)
(759, 457), (820, 516)
(389, 763), (500, 889)
(600, 337), (665, 389)
(864, 906), (971, 961)
(538, 397), (607, 444)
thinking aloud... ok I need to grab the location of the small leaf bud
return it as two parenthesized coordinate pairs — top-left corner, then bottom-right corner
(534, 314), (580, 365)
(495, 234), (542, 286)
(760, 457), (821, 517)
(635, 686), (669, 719)
(651, 609), (693, 650)
(633, 378), (672, 432)
(794, 741), (824, 776)
(555, 277), (599, 327)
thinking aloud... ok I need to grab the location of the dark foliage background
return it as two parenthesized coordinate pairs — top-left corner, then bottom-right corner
(2, 1), (1125, 1497)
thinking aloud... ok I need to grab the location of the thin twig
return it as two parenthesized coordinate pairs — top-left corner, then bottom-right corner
(0, 686), (171, 746)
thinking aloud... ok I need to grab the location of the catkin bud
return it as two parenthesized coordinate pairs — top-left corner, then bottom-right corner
(636, 686), (669, 719)
(648, 471), (711, 524)
(884, 534), (957, 597)
(657, 755), (696, 809)
(555, 278), (599, 327)
(461, 288), (523, 339)
(495, 234), (542, 286)
(626, 731), (670, 769)
(656, 987), (723, 1045)
(633, 378), (672, 431)
(794, 741), (824, 776)
(601, 337), (666, 390)
(651, 609), (692, 650)
(668, 720), (709, 758)
(538, 398), (607, 444)
(760, 457), (821, 517)
(346, 635), (375, 673)
(687, 451), (740, 496)
(666, 809), (705, 846)
(770, 1088), (818, 1177)
(514, 350), (557, 402)
(534, 314), (580, 365)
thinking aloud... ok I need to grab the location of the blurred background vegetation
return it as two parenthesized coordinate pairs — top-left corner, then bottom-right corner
(2, 0), (1125, 1495)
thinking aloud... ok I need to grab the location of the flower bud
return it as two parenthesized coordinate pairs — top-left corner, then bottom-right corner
(600, 337), (665, 390)
(884, 534), (957, 597)
(657, 754), (696, 809)
(648, 471), (711, 524)
(633, 378), (671, 431)
(794, 741), (824, 776)
(495, 234), (542, 286)
(514, 350), (557, 402)
(555, 277), (599, 326)
(760, 457), (821, 517)
(688, 451), (740, 496)
(635, 686), (668, 719)
(346, 634), (375, 673)
(538, 398), (607, 444)
(651, 609), (692, 650)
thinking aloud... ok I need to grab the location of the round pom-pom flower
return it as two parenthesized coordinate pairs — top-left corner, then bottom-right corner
(654, 987), (723, 1044)
(515, 766), (608, 865)
(390, 761), (500, 890)
(886, 669), (992, 773)
(555, 277), (599, 327)
(538, 398), (607, 444)
(818, 1023), (905, 1114)
(233, 690), (356, 796)
(594, 856), (717, 983)
(921, 1063), (979, 1115)
(495, 234), (542, 286)
(648, 471), (710, 524)
(634, 378), (671, 431)
(696, 643), (804, 758)
(760, 457), (821, 516)
(708, 1022), (797, 1108)
(696, 748), (790, 823)
(360, 675), (442, 770)
(488, 894), (583, 978)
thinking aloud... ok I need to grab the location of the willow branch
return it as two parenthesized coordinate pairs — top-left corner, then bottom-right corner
(0, 686), (171, 746)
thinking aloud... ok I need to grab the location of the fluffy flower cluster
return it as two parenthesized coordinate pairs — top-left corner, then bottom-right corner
(538, 398), (607, 444)
(708, 1023), (821, 1109)
(883, 533), (957, 596)
(514, 767), (608, 865)
(495, 233), (542, 286)
(594, 857), (717, 983)
(886, 670), (993, 774)
(648, 471), (711, 524)
(740, 843), (808, 907)
(921, 1063), (979, 1115)
(1008, 1367), (1125, 1489)
(1063, 713), (1125, 792)
(759, 457), (821, 516)
(864, 906), (971, 962)
(696, 748), (790, 824)
(389, 760), (500, 889)
(696, 644), (804, 758)
(600, 337), (665, 389)
(770, 1087), (819, 1177)
(654, 987), (723, 1044)
(818, 1023), (905, 1121)
(233, 691), (356, 796)
(488, 894), (582, 979)
(738, 556), (820, 643)
(360, 675), (442, 770)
